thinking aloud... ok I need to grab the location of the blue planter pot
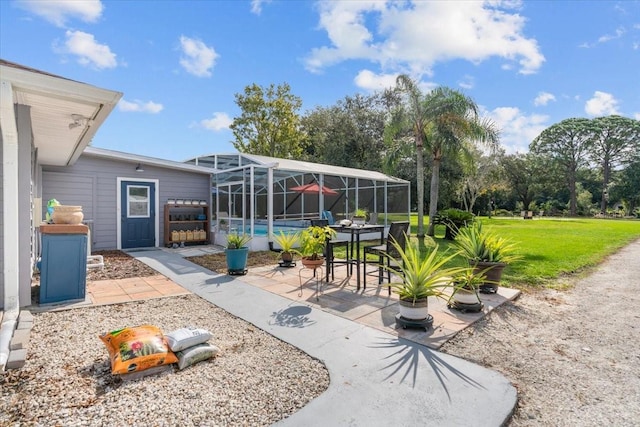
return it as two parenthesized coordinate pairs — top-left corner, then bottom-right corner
(226, 247), (249, 272)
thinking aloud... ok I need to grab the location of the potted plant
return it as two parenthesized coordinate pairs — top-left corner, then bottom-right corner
(433, 208), (474, 240)
(448, 268), (485, 307)
(352, 208), (368, 225)
(225, 232), (252, 274)
(454, 221), (520, 293)
(384, 237), (466, 320)
(272, 230), (299, 266)
(296, 225), (336, 268)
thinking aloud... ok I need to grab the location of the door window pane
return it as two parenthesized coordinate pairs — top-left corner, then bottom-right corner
(128, 186), (149, 217)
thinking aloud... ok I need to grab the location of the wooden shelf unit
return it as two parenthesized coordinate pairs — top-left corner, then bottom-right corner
(164, 204), (210, 246)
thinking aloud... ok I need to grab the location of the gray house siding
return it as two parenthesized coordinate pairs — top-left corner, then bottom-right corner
(42, 154), (210, 250)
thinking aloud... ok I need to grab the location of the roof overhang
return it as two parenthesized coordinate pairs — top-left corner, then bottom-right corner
(84, 146), (217, 175)
(0, 59), (122, 166)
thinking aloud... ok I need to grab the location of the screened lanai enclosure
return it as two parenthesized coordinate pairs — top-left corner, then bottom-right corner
(185, 153), (410, 250)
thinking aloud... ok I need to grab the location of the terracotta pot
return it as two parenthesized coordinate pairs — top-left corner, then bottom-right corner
(281, 251), (294, 263)
(398, 298), (429, 320)
(301, 257), (324, 269)
(51, 205), (83, 224)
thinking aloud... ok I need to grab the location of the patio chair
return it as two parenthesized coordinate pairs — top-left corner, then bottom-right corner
(362, 221), (410, 294)
(321, 210), (336, 225)
(368, 212), (378, 224)
(310, 219), (350, 281)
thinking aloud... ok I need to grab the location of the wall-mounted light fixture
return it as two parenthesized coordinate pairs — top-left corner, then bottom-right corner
(69, 114), (90, 130)
(135, 163), (144, 172)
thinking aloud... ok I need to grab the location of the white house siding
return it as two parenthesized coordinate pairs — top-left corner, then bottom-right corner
(42, 154), (211, 250)
(17, 106), (33, 309)
(0, 104), (35, 309)
(0, 132), (4, 307)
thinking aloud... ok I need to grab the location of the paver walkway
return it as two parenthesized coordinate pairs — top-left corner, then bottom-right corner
(130, 248), (517, 426)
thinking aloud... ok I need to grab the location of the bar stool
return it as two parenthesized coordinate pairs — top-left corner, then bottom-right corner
(363, 221), (410, 294)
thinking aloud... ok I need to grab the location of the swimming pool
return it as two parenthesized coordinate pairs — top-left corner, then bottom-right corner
(215, 222), (306, 251)
(240, 224), (305, 236)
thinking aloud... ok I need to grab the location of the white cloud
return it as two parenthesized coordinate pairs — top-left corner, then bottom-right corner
(16, 0), (103, 27)
(179, 36), (218, 77)
(201, 112), (232, 131)
(485, 106), (549, 153)
(458, 75), (475, 90)
(581, 26), (627, 48)
(305, 1), (544, 76)
(61, 30), (117, 69)
(118, 99), (163, 114)
(633, 112), (640, 120)
(598, 27), (625, 43)
(533, 91), (556, 106)
(250, 0), (271, 15)
(585, 91), (620, 116)
(353, 70), (398, 91)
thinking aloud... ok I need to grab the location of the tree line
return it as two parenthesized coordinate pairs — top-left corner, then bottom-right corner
(229, 77), (640, 236)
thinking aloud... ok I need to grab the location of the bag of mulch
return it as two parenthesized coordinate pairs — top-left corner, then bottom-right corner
(99, 325), (178, 375)
(175, 343), (220, 370)
(164, 327), (213, 352)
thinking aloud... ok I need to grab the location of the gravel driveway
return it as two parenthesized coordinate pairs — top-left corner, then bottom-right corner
(441, 238), (640, 426)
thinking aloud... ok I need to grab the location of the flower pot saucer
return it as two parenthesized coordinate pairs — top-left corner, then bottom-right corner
(228, 268), (248, 276)
(278, 260), (297, 268)
(395, 313), (433, 331)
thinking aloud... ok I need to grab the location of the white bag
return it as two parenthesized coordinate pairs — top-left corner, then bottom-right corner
(164, 327), (213, 352)
(175, 343), (220, 370)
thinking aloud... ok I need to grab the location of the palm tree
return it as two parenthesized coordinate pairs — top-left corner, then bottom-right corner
(394, 75), (499, 237)
(423, 87), (499, 236)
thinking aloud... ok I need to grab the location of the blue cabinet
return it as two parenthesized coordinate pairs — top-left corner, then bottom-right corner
(40, 232), (88, 304)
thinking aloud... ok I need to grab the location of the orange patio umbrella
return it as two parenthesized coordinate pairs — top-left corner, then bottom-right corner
(290, 183), (338, 196)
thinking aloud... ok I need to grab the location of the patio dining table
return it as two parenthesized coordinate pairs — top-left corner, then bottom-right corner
(329, 224), (385, 290)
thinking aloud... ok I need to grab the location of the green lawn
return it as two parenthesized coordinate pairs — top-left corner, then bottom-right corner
(362, 215), (640, 289)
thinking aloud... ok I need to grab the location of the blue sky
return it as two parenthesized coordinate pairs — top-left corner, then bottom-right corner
(1, 0), (639, 162)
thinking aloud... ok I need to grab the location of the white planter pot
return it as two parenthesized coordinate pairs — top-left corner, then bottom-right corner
(453, 288), (480, 305)
(398, 298), (429, 320)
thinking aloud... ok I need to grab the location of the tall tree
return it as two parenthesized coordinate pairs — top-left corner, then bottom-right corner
(613, 158), (640, 215)
(391, 75), (430, 236)
(530, 118), (594, 216)
(230, 82), (304, 158)
(391, 75), (499, 236)
(458, 146), (501, 214)
(499, 152), (544, 212)
(422, 86), (499, 236)
(301, 93), (387, 171)
(588, 115), (640, 213)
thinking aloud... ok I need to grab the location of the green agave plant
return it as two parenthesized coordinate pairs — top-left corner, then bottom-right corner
(450, 268), (487, 291)
(455, 221), (521, 264)
(226, 232), (252, 249)
(384, 235), (466, 305)
(272, 230), (299, 253)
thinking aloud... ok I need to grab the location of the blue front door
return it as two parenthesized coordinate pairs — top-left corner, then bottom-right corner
(121, 181), (155, 249)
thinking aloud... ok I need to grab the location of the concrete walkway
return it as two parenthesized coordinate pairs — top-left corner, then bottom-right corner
(131, 249), (517, 426)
